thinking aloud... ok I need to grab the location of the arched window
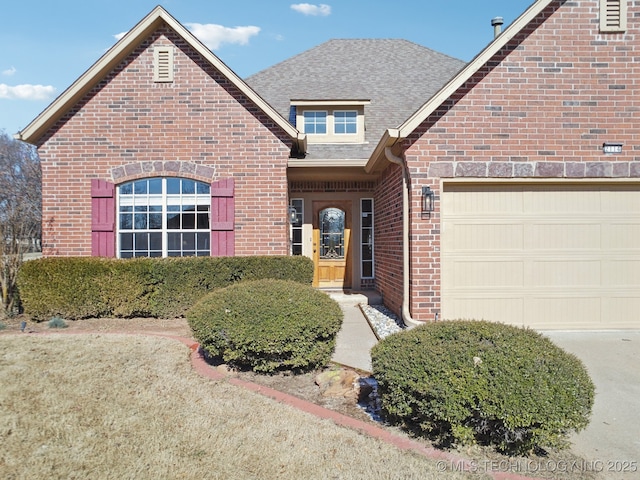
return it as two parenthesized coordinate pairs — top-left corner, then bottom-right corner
(117, 177), (210, 257)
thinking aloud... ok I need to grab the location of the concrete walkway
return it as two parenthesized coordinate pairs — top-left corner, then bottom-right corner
(327, 295), (640, 476)
(328, 290), (381, 373)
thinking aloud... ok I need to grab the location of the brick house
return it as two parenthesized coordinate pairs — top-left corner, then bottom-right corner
(18, 1), (640, 329)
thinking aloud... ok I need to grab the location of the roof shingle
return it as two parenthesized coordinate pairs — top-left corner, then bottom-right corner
(246, 39), (465, 159)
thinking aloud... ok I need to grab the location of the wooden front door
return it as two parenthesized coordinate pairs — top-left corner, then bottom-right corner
(313, 201), (352, 288)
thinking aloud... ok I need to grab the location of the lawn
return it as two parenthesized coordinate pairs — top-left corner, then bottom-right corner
(0, 334), (475, 480)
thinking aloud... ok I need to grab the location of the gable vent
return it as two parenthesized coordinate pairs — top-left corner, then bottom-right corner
(154, 46), (174, 83)
(600, 0), (627, 32)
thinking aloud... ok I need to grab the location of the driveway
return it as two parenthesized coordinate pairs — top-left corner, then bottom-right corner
(543, 330), (640, 479)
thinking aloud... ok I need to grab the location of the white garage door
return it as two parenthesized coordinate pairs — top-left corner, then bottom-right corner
(441, 183), (640, 329)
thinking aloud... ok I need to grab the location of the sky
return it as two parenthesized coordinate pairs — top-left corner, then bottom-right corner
(0, 0), (534, 137)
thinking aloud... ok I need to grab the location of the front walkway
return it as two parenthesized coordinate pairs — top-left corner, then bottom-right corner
(328, 290), (381, 372)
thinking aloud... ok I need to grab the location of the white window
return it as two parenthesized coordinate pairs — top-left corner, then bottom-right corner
(334, 111), (357, 134)
(118, 177), (210, 258)
(293, 100), (369, 144)
(361, 198), (374, 279)
(290, 198), (304, 255)
(303, 111), (327, 134)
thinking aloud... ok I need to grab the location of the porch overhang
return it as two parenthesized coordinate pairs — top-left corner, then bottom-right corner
(288, 158), (376, 182)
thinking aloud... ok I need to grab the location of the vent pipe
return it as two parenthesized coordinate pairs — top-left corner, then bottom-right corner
(491, 16), (504, 38)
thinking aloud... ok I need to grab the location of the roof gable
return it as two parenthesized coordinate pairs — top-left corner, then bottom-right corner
(366, 0), (555, 172)
(17, 6), (305, 151)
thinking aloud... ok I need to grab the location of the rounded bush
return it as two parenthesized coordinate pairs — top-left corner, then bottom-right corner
(187, 279), (343, 373)
(371, 320), (594, 454)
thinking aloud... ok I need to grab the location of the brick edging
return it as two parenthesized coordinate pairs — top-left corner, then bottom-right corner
(10, 330), (536, 480)
(180, 336), (536, 480)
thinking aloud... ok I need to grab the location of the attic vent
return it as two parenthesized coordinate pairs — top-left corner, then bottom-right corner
(600, 0), (627, 32)
(154, 46), (174, 83)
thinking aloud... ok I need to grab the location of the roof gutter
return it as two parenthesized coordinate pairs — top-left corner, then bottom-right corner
(384, 146), (421, 329)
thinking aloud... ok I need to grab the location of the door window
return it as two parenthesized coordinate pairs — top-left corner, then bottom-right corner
(319, 208), (345, 259)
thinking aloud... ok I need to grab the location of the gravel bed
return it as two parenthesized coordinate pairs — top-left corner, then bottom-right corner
(356, 304), (405, 421)
(359, 304), (405, 339)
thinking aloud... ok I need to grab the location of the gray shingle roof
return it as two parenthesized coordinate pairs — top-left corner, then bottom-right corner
(245, 39), (465, 159)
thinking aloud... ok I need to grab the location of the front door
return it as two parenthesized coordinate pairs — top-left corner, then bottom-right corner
(313, 201), (351, 288)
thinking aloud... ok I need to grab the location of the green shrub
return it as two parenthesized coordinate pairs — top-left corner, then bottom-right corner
(17, 258), (112, 320)
(187, 279), (343, 373)
(371, 320), (594, 454)
(98, 258), (154, 318)
(147, 255), (314, 318)
(0, 322), (6, 330)
(48, 316), (68, 329)
(17, 256), (314, 320)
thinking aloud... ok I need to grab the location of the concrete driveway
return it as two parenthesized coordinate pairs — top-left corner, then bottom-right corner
(543, 330), (640, 479)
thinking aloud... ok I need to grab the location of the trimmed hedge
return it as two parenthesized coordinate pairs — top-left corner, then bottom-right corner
(148, 256), (314, 318)
(187, 279), (343, 373)
(17, 256), (314, 320)
(371, 320), (594, 454)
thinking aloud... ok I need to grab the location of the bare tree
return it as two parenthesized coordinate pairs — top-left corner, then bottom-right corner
(0, 131), (42, 315)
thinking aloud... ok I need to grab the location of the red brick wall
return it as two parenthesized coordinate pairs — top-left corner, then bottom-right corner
(37, 26), (292, 256)
(404, 0), (640, 321)
(373, 163), (404, 318)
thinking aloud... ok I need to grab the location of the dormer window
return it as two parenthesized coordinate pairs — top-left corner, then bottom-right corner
(293, 100), (369, 144)
(303, 111), (327, 134)
(334, 111), (357, 134)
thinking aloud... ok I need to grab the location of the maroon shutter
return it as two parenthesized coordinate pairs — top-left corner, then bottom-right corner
(210, 178), (235, 256)
(91, 179), (115, 257)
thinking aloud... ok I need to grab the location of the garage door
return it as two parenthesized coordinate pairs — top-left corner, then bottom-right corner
(441, 183), (640, 329)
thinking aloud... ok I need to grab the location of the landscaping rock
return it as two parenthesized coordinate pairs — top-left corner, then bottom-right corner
(215, 364), (238, 377)
(315, 369), (360, 399)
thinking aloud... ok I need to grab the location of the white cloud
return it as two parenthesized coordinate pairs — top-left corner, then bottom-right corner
(0, 84), (57, 101)
(185, 23), (260, 50)
(2, 66), (17, 76)
(113, 31), (127, 41)
(290, 3), (331, 16)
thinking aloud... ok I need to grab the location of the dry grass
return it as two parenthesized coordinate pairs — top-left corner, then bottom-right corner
(0, 334), (477, 480)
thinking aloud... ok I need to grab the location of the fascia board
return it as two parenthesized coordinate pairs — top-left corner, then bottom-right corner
(18, 7), (167, 143)
(291, 100), (371, 106)
(288, 158), (368, 168)
(364, 129), (400, 174)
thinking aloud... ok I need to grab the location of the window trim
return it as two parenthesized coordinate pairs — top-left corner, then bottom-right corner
(303, 110), (328, 135)
(293, 100), (369, 144)
(360, 198), (374, 279)
(290, 198), (304, 256)
(333, 110), (358, 135)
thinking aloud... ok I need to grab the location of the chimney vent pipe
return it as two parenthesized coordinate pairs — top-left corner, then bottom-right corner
(491, 16), (504, 38)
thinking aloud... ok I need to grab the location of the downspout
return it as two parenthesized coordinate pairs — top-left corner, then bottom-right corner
(384, 147), (422, 328)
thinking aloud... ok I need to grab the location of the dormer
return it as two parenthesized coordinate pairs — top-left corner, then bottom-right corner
(291, 100), (369, 144)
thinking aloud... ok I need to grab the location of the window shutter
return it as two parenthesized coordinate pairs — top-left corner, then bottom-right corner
(210, 178), (235, 256)
(600, 0), (627, 32)
(91, 179), (115, 257)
